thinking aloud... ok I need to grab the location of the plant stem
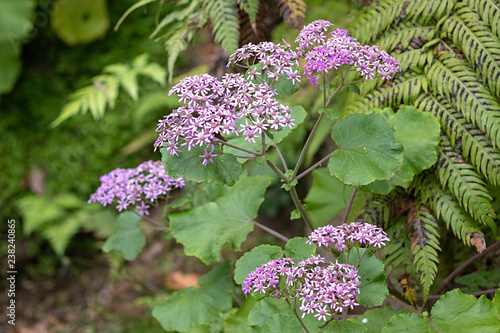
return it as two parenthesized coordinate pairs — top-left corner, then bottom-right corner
(286, 297), (310, 333)
(295, 152), (333, 180)
(292, 113), (325, 179)
(388, 294), (422, 316)
(436, 240), (500, 294)
(341, 188), (358, 225)
(266, 160), (290, 183)
(232, 154), (257, 159)
(252, 220), (290, 242)
(272, 142), (288, 172)
(289, 186), (314, 232)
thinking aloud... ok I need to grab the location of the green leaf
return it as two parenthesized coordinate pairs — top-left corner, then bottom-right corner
(339, 248), (388, 307)
(284, 237), (317, 261)
(318, 108), (342, 121)
(234, 244), (283, 285)
(224, 297), (257, 333)
(170, 176), (272, 264)
(328, 113), (404, 187)
(42, 216), (81, 257)
(354, 307), (410, 333)
(362, 106), (441, 194)
(260, 312), (305, 332)
(153, 262), (233, 332)
(348, 84), (361, 95)
(383, 289), (500, 332)
(50, 0), (109, 46)
(305, 168), (355, 227)
(248, 298), (289, 327)
(323, 319), (368, 333)
(492, 289), (500, 315)
(273, 70), (300, 99)
(290, 209), (301, 220)
(16, 196), (64, 235)
(0, 0), (35, 94)
(161, 144), (243, 186)
(102, 212), (145, 260)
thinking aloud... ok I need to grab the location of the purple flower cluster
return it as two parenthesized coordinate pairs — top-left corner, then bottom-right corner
(307, 222), (390, 251)
(242, 255), (360, 321)
(295, 20), (401, 85)
(154, 73), (294, 165)
(88, 160), (184, 216)
(227, 41), (301, 84)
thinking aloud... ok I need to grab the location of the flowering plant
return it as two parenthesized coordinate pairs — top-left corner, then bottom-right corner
(90, 20), (453, 333)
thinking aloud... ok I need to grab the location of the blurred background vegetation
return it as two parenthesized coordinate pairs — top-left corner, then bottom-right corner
(1, 0), (356, 331)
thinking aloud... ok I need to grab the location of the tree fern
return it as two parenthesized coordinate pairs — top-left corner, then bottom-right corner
(408, 205), (440, 301)
(235, 0), (260, 23)
(417, 173), (483, 243)
(426, 52), (500, 148)
(436, 136), (496, 231)
(442, 3), (500, 99)
(465, 0), (500, 41)
(204, 0), (240, 54)
(416, 93), (500, 185)
(275, 0), (306, 30)
(345, 71), (426, 114)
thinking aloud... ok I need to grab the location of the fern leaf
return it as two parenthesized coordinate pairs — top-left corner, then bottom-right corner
(436, 136), (496, 231)
(442, 4), (500, 100)
(150, 0), (201, 39)
(351, 0), (454, 44)
(360, 194), (391, 228)
(205, 0), (239, 53)
(395, 48), (432, 73)
(345, 72), (426, 114)
(466, 0), (500, 40)
(415, 93), (500, 185)
(374, 24), (436, 52)
(275, 0), (306, 30)
(426, 52), (500, 148)
(235, 0), (260, 23)
(408, 204), (440, 301)
(382, 216), (415, 276)
(417, 173), (483, 243)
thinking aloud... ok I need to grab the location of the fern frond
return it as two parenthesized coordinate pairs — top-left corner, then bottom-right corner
(150, 0), (202, 39)
(360, 194), (391, 228)
(163, 25), (196, 79)
(205, 0), (240, 53)
(466, 0), (500, 40)
(442, 4), (500, 99)
(275, 0), (306, 30)
(351, 0), (454, 43)
(345, 72), (426, 114)
(408, 204), (440, 301)
(395, 49), (432, 73)
(235, 0), (260, 23)
(426, 52), (500, 148)
(374, 24), (436, 52)
(417, 173), (483, 243)
(436, 136), (496, 230)
(382, 216), (415, 276)
(415, 93), (500, 185)
(238, 7), (266, 46)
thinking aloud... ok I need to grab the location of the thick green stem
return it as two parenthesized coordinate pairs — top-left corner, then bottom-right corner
(295, 152), (333, 181)
(266, 160), (291, 183)
(289, 186), (314, 232)
(219, 140), (261, 156)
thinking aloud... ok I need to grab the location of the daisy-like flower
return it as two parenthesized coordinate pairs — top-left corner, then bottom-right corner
(88, 160), (184, 216)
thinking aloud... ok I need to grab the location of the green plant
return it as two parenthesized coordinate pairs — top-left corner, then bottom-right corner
(344, 0), (500, 303)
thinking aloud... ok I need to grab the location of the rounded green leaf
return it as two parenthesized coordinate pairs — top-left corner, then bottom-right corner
(51, 0), (109, 46)
(361, 106), (441, 194)
(354, 307), (410, 333)
(170, 176), (272, 264)
(102, 212), (145, 260)
(161, 144), (243, 186)
(382, 313), (429, 333)
(153, 262), (232, 332)
(339, 249), (388, 307)
(234, 245), (283, 284)
(284, 237), (317, 261)
(328, 113), (404, 186)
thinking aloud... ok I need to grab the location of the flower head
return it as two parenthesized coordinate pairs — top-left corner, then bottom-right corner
(296, 20), (401, 84)
(154, 73), (294, 164)
(88, 160), (184, 216)
(242, 255), (361, 321)
(307, 222), (390, 251)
